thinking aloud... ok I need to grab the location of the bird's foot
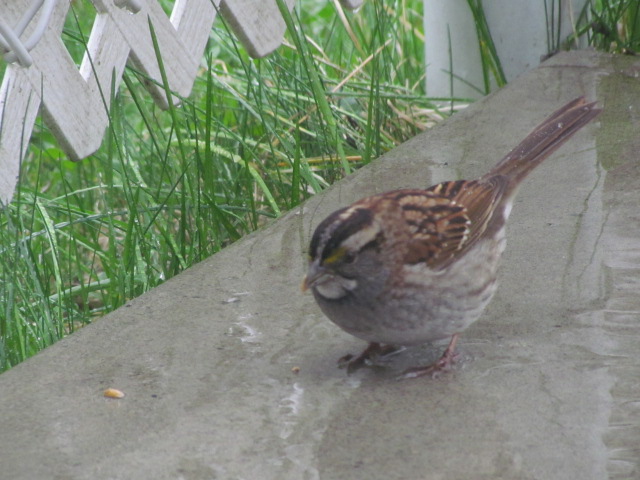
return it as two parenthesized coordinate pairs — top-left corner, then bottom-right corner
(401, 334), (460, 379)
(338, 342), (403, 374)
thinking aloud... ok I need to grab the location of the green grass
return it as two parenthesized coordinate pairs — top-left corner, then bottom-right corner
(0, 0), (635, 372)
(578, 0), (640, 53)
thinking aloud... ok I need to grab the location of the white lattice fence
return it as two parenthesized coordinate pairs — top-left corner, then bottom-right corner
(0, 0), (363, 205)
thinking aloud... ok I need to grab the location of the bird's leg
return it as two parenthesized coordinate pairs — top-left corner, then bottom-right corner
(402, 334), (460, 379)
(338, 342), (402, 373)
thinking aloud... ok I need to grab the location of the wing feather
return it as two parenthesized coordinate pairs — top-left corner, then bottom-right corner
(393, 178), (508, 269)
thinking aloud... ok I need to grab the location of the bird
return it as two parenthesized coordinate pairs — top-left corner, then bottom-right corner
(302, 97), (601, 377)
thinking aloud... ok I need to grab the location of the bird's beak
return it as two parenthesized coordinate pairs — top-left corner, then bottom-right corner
(301, 261), (323, 293)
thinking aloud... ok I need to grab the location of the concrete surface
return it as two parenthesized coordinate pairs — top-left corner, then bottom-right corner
(1, 51), (639, 480)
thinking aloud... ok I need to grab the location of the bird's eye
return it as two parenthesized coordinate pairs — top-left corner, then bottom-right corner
(343, 251), (356, 264)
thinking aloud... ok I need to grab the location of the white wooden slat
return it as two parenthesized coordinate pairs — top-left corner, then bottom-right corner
(30, 35), (111, 160)
(10, 1), (122, 160)
(0, 70), (41, 205)
(80, 13), (131, 85)
(219, 0), (295, 58)
(171, 0), (220, 61)
(0, 0), (45, 204)
(28, 0), (117, 159)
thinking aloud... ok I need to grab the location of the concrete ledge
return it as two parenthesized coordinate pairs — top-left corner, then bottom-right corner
(1, 51), (639, 479)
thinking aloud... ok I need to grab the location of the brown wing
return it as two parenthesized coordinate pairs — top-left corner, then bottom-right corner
(393, 178), (508, 270)
(391, 98), (600, 271)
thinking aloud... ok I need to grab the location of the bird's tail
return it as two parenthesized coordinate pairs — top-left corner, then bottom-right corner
(485, 97), (601, 184)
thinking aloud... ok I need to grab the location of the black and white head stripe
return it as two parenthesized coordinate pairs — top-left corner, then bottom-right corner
(310, 206), (379, 262)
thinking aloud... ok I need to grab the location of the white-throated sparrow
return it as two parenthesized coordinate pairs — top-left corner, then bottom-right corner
(302, 97), (601, 377)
